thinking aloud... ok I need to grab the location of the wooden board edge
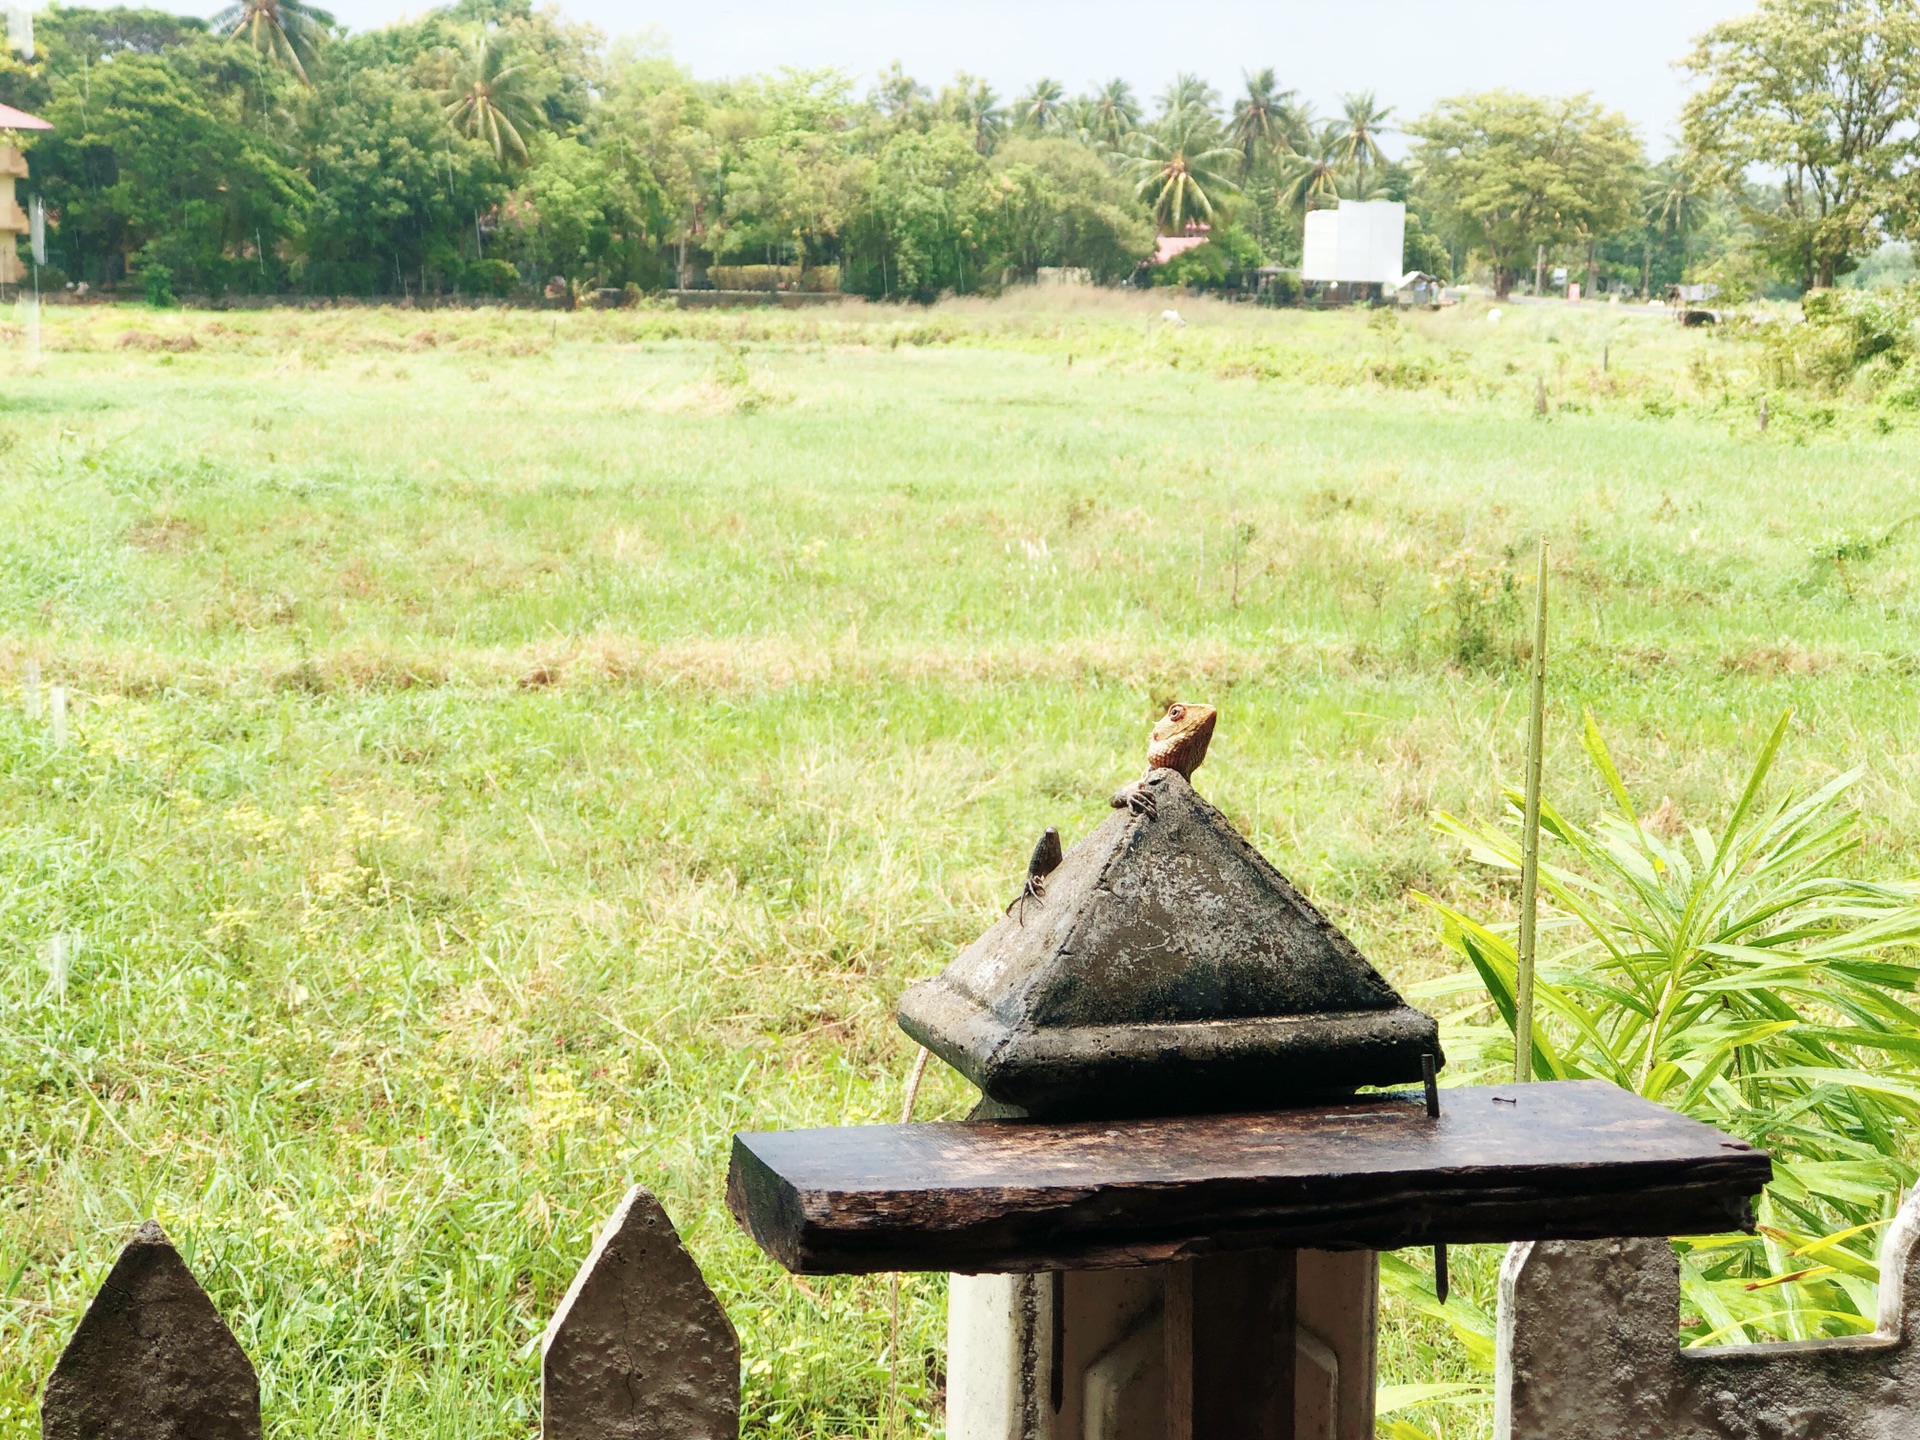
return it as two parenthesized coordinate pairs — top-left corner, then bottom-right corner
(725, 1136), (808, 1273)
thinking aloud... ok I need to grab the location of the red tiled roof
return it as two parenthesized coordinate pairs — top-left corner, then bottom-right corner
(0, 103), (52, 131)
(1152, 234), (1209, 266)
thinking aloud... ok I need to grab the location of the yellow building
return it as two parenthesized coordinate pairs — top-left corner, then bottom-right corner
(0, 102), (52, 287)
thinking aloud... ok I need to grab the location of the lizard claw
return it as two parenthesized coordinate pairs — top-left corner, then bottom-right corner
(1109, 780), (1157, 818)
(1004, 876), (1047, 926)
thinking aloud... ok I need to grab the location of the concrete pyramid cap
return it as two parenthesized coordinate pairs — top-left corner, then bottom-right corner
(898, 769), (1441, 1118)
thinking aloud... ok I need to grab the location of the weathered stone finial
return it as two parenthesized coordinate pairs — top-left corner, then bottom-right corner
(542, 1186), (740, 1440)
(1496, 1185), (1920, 1439)
(899, 768), (1439, 1119)
(42, 1219), (260, 1440)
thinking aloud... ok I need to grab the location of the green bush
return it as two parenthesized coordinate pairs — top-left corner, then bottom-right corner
(1152, 225), (1266, 290)
(1259, 270), (1303, 307)
(464, 258), (519, 296)
(1419, 712), (1920, 1348)
(140, 262), (176, 308)
(709, 264), (840, 293)
(1764, 286), (1920, 394)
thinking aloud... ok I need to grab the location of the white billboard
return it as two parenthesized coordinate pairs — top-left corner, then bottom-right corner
(1300, 200), (1406, 286)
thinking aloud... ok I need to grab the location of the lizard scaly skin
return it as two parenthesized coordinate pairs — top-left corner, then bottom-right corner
(1111, 702), (1217, 816)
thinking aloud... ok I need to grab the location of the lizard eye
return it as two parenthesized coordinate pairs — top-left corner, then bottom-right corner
(1167, 704), (1184, 720)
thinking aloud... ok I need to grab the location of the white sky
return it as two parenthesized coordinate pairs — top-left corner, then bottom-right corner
(70, 0), (1753, 153)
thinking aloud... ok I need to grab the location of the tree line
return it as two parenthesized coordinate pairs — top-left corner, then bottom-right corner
(0, 0), (1912, 301)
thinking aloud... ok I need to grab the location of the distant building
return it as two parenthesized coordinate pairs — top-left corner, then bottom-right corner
(1151, 223), (1211, 267)
(1301, 201), (1407, 300)
(1395, 271), (1445, 307)
(0, 102), (52, 288)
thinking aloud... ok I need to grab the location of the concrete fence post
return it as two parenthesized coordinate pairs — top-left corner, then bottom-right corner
(1498, 1186), (1920, 1439)
(542, 1184), (740, 1440)
(41, 1219), (260, 1440)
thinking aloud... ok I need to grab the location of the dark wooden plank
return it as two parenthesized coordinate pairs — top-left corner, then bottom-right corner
(726, 1081), (1771, 1274)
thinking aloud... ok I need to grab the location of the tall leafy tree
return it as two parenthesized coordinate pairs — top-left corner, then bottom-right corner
(1409, 90), (1643, 295)
(872, 59), (927, 120)
(1681, 0), (1920, 289)
(939, 71), (1004, 155)
(1128, 102), (1238, 233)
(858, 123), (997, 297)
(301, 62), (506, 294)
(1229, 68), (1296, 177)
(438, 26), (541, 166)
(992, 135), (1154, 281)
(213, 0), (331, 85)
(591, 55), (719, 288)
(714, 69), (867, 272)
(32, 49), (311, 289)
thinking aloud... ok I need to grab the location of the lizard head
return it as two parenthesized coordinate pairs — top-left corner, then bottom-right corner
(1146, 702), (1217, 779)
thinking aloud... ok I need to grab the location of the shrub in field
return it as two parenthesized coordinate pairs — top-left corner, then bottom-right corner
(1429, 551), (1527, 668)
(141, 262), (176, 308)
(1763, 286), (1920, 395)
(709, 265), (841, 293)
(1419, 711), (1920, 1348)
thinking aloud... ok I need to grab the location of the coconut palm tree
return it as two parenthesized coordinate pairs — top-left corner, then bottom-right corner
(438, 28), (542, 167)
(1334, 92), (1393, 185)
(1085, 78), (1140, 150)
(1016, 78), (1066, 134)
(1157, 72), (1220, 124)
(942, 72), (1006, 154)
(1128, 103), (1241, 233)
(214, 0), (332, 85)
(1645, 156), (1703, 243)
(1230, 68), (1298, 177)
(1278, 122), (1345, 213)
(1640, 155), (1705, 297)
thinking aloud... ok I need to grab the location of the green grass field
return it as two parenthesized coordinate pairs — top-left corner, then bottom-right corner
(5, 291), (1920, 1439)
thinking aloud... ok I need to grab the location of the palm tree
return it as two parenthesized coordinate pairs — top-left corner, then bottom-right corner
(1128, 103), (1241, 233)
(1334, 92), (1393, 185)
(1645, 156), (1703, 242)
(1279, 122), (1345, 213)
(1158, 72), (1220, 124)
(438, 29), (542, 167)
(1016, 78), (1066, 134)
(942, 73), (1006, 155)
(214, 0), (332, 85)
(1641, 155), (1704, 297)
(1085, 79), (1140, 149)
(1277, 96), (1317, 155)
(1230, 68), (1298, 177)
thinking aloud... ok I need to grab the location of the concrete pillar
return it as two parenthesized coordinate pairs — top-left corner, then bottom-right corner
(947, 1250), (1376, 1440)
(1297, 1250), (1378, 1440)
(947, 1273), (1053, 1440)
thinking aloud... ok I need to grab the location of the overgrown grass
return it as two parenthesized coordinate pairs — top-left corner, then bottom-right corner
(6, 291), (1920, 1439)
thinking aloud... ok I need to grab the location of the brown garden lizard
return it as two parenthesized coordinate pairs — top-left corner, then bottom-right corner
(1110, 701), (1218, 817)
(1005, 826), (1063, 924)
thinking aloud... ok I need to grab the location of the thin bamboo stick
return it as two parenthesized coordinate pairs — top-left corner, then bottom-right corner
(1515, 541), (1549, 1083)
